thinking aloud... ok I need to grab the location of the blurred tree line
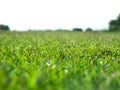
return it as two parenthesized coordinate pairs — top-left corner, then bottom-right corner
(0, 24), (10, 31)
(73, 28), (93, 32)
(109, 14), (120, 31)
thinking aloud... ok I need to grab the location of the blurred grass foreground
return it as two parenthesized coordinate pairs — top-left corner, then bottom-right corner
(0, 31), (120, 90)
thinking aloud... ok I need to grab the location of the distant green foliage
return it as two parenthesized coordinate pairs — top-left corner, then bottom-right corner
(73, 28), (83, 31)
(86, 28), (93, 32)
(0, 31), (120, 90)
(109, 14), (120, 31)
(55, 29), (70, 32)
(0, 24), (10, 31)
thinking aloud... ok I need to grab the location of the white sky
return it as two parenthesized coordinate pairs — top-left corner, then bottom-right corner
(0, 0), (120, 31)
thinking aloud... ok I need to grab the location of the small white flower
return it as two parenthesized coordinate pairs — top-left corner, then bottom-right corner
(46, 62), (51, 66)
(100, 61), (103, 65)
(64, 69), (68, 74)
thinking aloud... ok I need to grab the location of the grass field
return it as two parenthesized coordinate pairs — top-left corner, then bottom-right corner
(0, 31), (120, 90)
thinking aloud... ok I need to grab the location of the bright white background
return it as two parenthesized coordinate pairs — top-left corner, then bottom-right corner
(0, 0), (120, 31)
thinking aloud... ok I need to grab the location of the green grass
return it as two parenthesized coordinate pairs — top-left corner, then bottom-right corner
(0, 31), (120, 90)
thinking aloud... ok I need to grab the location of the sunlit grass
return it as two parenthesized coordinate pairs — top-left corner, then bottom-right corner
(0, 31), (120, 90)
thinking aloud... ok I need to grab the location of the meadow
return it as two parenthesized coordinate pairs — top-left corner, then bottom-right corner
(0, 31), (120, 90)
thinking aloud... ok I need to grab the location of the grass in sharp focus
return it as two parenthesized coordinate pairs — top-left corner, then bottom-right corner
(0, 31), (120, 90)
